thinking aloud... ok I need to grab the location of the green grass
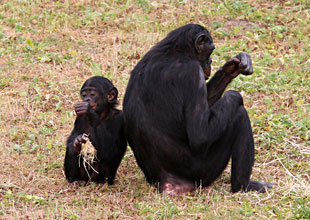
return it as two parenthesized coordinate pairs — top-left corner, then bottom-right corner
(0, 0), (309, 219)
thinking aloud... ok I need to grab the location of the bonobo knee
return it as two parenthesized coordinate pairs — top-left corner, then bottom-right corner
(224, 90), (244, 106)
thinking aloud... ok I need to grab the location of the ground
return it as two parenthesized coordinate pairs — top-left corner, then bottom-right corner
(0, 0), (309, 219)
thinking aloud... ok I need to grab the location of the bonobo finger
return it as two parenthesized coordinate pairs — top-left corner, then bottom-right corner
(75, 105), (88, 111)
(238, 56), (248, 69)
(75, 102), (89, 110)
(74, 137), (81, 146)
(222, 58), (240, 75)
(75, 110), (87, 117)
(75, 104), (89, 116)
(237, 53), (253, 75)
(79, 135), (87, 144)
(225, 57), (240, 66)
(77, 135), (83, 142)
(75, 106), (88, 113)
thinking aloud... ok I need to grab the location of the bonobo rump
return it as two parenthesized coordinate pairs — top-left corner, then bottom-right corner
(123, 24), (273, 195)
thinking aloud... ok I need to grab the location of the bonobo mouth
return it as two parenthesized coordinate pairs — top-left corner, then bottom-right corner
(203, 58), (212, 80)
(89, 103), (97, 111)
(207, 57), (212, 66)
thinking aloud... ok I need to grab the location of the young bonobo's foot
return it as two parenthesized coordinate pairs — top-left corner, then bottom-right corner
(246, 180), (274, 193)
(95, 180), (106, 185)
(107, 180), (114, 186)
(160, 178), (195, 196)
(70, 180), (87, 187)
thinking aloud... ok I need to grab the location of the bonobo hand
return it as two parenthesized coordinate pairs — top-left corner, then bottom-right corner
(222, 52), (253, 78)
(75, 102), (100, 126)
(73, 134), (86, 153)
(75, 102), (90, 117)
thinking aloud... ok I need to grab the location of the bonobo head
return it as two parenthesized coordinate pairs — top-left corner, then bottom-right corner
(153, 24), (215, 80)
(80, 76), (118, 114)
(193, 26), (215, 80)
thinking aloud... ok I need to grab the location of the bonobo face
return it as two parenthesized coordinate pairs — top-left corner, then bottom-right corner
(202, 33), (215, 80)
(80, 87), (105, 113)
(195, 31), (215, 80)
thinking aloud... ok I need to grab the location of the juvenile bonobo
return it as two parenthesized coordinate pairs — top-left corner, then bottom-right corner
(64, 76), (126, 186)
(123, 24), (273, 195)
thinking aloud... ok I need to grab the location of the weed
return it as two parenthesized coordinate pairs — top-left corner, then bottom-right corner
(0, 0), (309, 219)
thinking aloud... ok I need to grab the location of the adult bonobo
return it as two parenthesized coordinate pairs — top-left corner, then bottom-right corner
(65, 76), (127, 186)
(123, 24), (272, 195)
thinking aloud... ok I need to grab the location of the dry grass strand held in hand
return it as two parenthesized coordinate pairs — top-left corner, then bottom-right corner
(78, 133), (99, 180)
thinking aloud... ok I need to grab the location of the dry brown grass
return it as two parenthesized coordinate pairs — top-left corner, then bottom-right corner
(0, 0), (309, 219)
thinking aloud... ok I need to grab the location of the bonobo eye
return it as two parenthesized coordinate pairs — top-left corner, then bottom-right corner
(81, 91), (87, 97)
(90, 90), (97, 97)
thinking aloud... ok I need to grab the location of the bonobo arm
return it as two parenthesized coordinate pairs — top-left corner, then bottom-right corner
(207, 52), (253, 106)
(66, 118), (88, 153)
(183, 62), (243, 154)
(75, 102), (101, 127)
(66, 102), (99, 153)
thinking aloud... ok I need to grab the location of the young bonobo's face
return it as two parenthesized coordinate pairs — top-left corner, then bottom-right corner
(80, 87), (105, 113)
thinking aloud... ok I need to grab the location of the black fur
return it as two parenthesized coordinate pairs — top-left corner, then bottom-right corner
(123, 24), (271, 193)
(64, 76), (126, 186)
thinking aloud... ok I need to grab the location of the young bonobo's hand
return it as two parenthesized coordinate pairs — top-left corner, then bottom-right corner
(222, 52), (253, 78)
(73, 134), (86, 153)
(75, 102), (90, 117)
(75, 101), (100, 126)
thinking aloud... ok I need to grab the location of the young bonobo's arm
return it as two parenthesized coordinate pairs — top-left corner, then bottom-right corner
(66, 118), (87, 154)
(75, 102), (101, 127)
(67, 102), (100, 153)
(92, 111), (122, 157)
(206, 52), (253, 107)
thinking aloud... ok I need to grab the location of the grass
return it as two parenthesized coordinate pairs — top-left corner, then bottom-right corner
(0, 0), (309, 219)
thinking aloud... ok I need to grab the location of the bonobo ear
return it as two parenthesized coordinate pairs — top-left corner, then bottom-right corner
(195, 33), (207, 54)
(107, 87), (118, 103)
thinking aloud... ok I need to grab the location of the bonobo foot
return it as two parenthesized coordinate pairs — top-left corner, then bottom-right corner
(160, 177), (195, 196)
(70, 180), (87, 187)
(246, 180), (274, 193)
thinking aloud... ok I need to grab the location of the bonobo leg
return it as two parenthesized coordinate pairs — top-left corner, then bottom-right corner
(230, 103), (273, 193)
(230, 105), (255, 192)
(64, 147), (89, 186)
(202, 91), (272, 193)
(64, 147), (81, 183)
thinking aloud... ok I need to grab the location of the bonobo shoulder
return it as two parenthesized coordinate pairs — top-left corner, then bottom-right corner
(174, 58), (204, 84)
(107, 110), (123, 124)
(171, 57), (201, 76)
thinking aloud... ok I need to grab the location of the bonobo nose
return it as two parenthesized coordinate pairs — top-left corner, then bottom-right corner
(209, 58), (212, 65)
(211, 44), (215, 51)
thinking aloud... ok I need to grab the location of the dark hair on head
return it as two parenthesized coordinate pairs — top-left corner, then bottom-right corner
(81, 76), (118, 109)
(81, 76), (114, 93)
(153, 24), (208, 55)
(132, 24), (210, 74)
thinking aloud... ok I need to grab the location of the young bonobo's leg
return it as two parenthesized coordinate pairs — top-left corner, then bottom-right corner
(64, 147), (80, 183)
(107, 166), (117, 185)
(65, 147), (91, 187)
